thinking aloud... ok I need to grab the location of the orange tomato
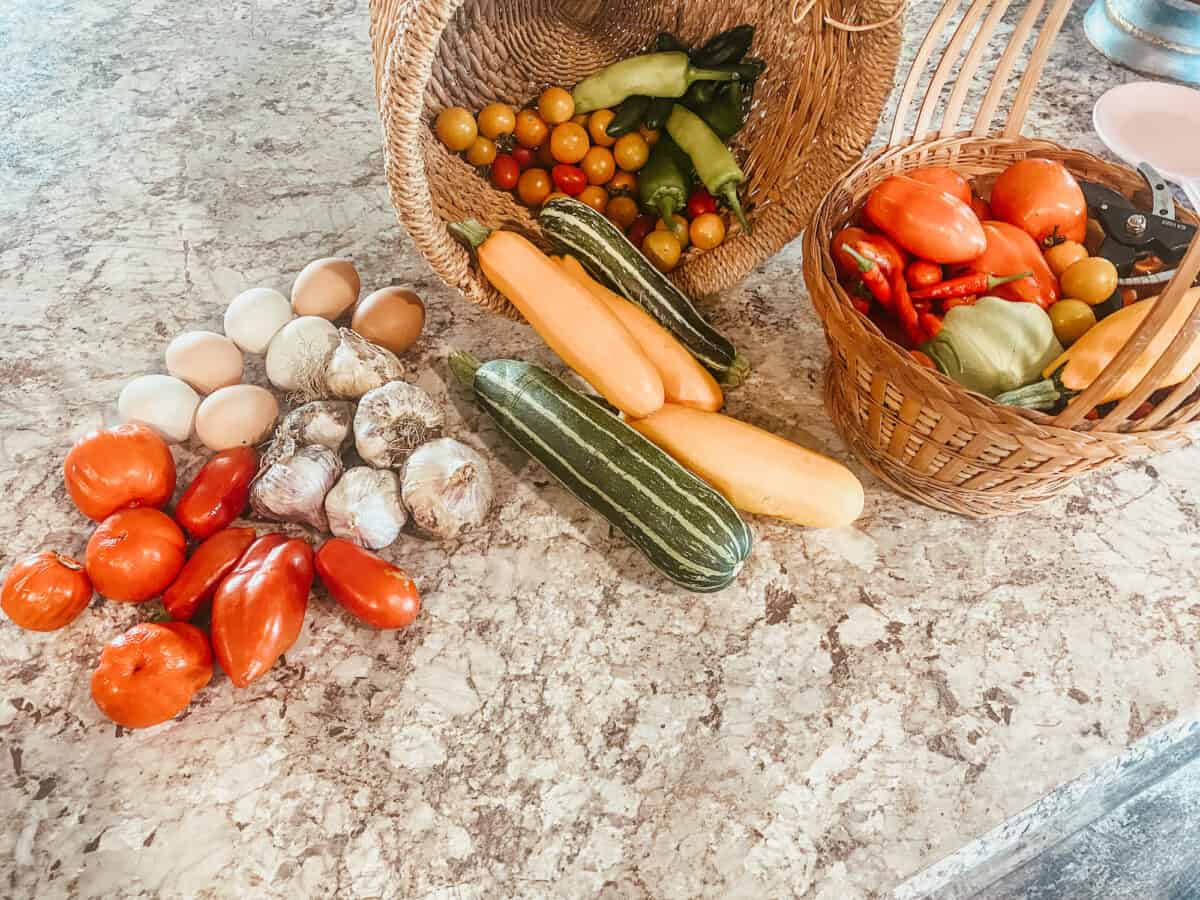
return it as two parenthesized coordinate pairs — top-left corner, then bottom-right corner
(537, 87), (575, 125)
(689, 213), (726, 250)
(578, 185), (609, 214)
(990, 158), (1087, 245)
(2, 551), (92, 632)
(581, 146), (615, 185)
(543, 191), (571, 205)
(571, 112), (590, 126)
(906, 166), (972, 205)
(607, 194), (639, 229)
(514, 109), (548, 149)
(550, 122), (589, 164)
(607, 171), (637, 195)
(643, 230), (682, 272)
(638, 126), (660, 146)
(64, 423), (176, 522)
(588, 109), (617, 147)
(864, 176), (987, 264)
(477, 102), (516, 140)
(466, 136), (497, 167)
(315, 539), (421, 629)
(613, 133), (650, 172)
(434, 107), (476, 152)
(517, 168), (552, 206)
(162, 527), (256, 622)
(655, 213), (691, 249)
(91, 622), (212, 729)
(86, 508), (186, 603)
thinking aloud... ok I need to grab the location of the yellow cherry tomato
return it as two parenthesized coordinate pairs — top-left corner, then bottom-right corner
(1044, 240), (1088, 277)
(465, 136), (497, 167)
(588, 110), (617, 147)
(655, 213), (690, 250)
(1049, 299), (1096, 346)
(642, 230), (682, 272)
(517, 168), (552, 206)
(578, 186), (609, 214)
(613, 133), (650, 172)
(435, 107), (477, 152)
(1061, 256), (1119, 306)
(689, 213), (726, 250)
(538, 87), (575, 125)
(515, 109), (548, 149)
(639, 126), (661, 146)
(543, 191), (571, 205)
(550, 123), (589, 164)
(477, 103), (516, 140)
(607, 171), (637, 195)
(607, 195), (639, 230)
(581, 146), (616, 185)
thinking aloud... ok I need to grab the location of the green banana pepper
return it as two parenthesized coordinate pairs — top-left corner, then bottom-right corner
(572, 52), (739, 113)
(665, 104), (750, 233)
(920, 296), (1063, 398)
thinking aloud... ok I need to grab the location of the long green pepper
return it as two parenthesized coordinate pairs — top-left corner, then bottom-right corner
(665, 104), (750, 234)
(572, 52), (739, 113)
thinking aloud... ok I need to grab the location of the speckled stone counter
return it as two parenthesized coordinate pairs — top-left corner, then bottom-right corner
(2, 2), (1197, 898)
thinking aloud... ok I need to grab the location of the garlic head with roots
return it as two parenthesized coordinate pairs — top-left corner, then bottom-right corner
(324, 467), (407, 550)
(401, 438), (494, 538)
(263, 400), (354, 471)
(250, 439), (343, 531)
(354, 380), (444, 468)
(325, 328), (405, 399)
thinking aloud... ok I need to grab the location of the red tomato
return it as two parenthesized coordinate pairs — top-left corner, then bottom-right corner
(989, 158), (1087, 245)
(2, 551), (92, 631)
(831, 227), (907, 282)
(91, 622), (212, 729)
(86, 508), (186, 603)
(687, 188), (718, 219)
(970, 220), (1061, 308)
(491, 153), (520, 190)
(905, 259), (943, 289)
(511, 146), (535, 171)
(906, 166), (972, 205)
(971, 196), (992, 221)
(865, 176), (986, 264)
(315, 539), (421, 629)
(64, 423), (175, 522)
(211, 535), (313, 688)
(627, 214), (656, 249)
(162, 527), (256, 621)
(552, 164), (588, 196)
(174, 447), (256, 541)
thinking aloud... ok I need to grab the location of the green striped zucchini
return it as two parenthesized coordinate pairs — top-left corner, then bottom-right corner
(539, 197), (749, 387)
(449, 351), (752, 592)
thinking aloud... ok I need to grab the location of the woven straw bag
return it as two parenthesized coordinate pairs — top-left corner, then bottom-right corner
(369, 0), (904, 319)
(804, 0), (1200, 518)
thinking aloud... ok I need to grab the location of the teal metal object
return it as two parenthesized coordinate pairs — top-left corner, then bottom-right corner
(1085, 0), (1200, 85)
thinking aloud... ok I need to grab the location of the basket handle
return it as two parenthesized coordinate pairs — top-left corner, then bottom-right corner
(887, 0), (1074, 147)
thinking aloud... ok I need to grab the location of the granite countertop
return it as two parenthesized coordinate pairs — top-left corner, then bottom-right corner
(3, 2), (1198, 898)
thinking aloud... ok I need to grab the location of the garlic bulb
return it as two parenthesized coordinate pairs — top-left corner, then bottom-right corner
(325, 329), (404, 399)
(250, 439), (342, 531)
(401, 438), (494, 538)
(354, 381), (443, 468)
(325, 467), (407, 550)
(280, 400), (353, 451)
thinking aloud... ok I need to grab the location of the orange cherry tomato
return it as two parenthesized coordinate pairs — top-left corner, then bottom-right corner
(162, 527), (256, 621)
(905, 260), (943, 288)
(643, 230), (682, 272)
(607, 171), (637, 195)
(581, 146), (616, 185)
(517, 168), (552, 206)
(906, 166), (972, 205)
(434, 107), (477, 152)
(587, 109), (617, 147)
(639, 126), (661, 146)
(550, 122), (589, 164)
(578, 185), (609, 214)
(477, 102), (516, 140)
(64, 423), (176, 522)
(689, 212), (726, 250)
(543, 191), (571, 205)
(571, 112), (590, 126)
(514, 109), (548, 149)
(174, 446), (257, 540)
(1044, 240), (1089, 278)
(91, 622), (212, 729)
(315, 539), (421, 629)
(2, 551), (92, 632)
(613, 133), (650, 172)
(655, 213), (691, 249)
(865, 175), (987, 264)
(86, 508), (186, 603)
(538, 87), (575, 125)
(210, 535), (313, 688)
(607, 194), (639, 229)
(990, 158), (1087, 245)
(465, 136), (497, 167)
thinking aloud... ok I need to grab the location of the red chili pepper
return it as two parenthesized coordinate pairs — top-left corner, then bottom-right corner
(910, 270), (1031, 301)
(851, 297), (871, 315)
(831, 227), (906, 284)
(687, 188), (718, 219)
(841, 244), (893, 307)
(892, 271), (922, 346)
(911, 350), (937, 369)
(905, 259), (943, 289)
(919, 312), (943, 341)
(942, 295), (978, 312)
(913, 298), (932, 314)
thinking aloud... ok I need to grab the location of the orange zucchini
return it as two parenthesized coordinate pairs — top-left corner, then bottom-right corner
(557, 255), (724, 412)
(629, 404), (865, 528)
(449, 221), (664, 418)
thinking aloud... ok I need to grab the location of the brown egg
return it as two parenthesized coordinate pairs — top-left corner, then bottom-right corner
(291, 258), (360, 320)
(351, 287), (425, 355)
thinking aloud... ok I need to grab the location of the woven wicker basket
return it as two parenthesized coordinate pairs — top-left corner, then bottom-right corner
(369, 0), (904, 319)
(804, 0), (1200, 517)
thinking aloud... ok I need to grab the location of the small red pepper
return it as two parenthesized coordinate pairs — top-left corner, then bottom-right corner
(831, 227), (906, 284)
(910, 271), (1030, 301)
(842, 244), (893, 307)
(919, 312), (943, 340)
(891, 270), (922, 346)
(851, 296), (871, 315)
(911, 350), (937, 369)
(913, 298), (933, 314)
(687, 188), (718, 219)
(942, 294), (978, 312)
(906, 260), (943, 289)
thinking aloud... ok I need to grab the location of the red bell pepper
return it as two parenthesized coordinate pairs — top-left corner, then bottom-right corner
(969, 221), (1060, 308)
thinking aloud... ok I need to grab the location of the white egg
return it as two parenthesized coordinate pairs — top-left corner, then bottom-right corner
(265, 316), (339, 392)
(118, 374), (200, 444)
(195, 385), (280, 451)
(224, 287), (293, 354)
(165, 331), (244, 394)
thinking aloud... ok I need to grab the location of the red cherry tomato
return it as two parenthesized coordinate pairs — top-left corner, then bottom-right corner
(315, 539), (421, 629)
(687, 188), (718, 219)
(865, 176), (987, 264)
(905, 259), (943, 289)
(552, 164), (588, 196)
(990, 158), (1087, 245)
(64, 423), (175, 522)
(627, 214), (656, 250)
(174, 447), (257, 541)
(91, 622), (212, 729)
(511, 146), (535, 171)
(162, 527), (256, 621)
(906, 166), (972, 205)
(491, 153), (520, 191)
(2, 551), (93, 632)
(86, 508), (186, 603)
